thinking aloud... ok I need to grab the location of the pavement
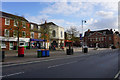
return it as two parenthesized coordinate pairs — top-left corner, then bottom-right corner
(2, 47), (113, 65)
(2, 48), (120, 79)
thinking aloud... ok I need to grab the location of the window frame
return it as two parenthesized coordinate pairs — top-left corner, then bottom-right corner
(4, 29), (9, 37)
(30, 32), (34, 38)
(22, 31), (26, 38)
(14, 20), (18, 27)
(5, 18), (10, 25)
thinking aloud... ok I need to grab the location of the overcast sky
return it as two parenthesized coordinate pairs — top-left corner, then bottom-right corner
(2, 1), (118, 33)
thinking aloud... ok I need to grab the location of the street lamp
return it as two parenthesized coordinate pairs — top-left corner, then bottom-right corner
(82, 20), (86, 46)
(81, 20), (86, 51)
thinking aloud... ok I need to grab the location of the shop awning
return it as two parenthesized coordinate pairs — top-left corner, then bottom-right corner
(30, 39), (46, 42)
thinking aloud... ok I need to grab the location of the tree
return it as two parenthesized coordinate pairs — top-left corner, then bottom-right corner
(9, 15), (29, 51)
(66, 26), (79, 41)
(39, 21), (52, 49)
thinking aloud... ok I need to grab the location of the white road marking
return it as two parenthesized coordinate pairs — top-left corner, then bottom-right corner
(0, 72), (24, 78)
(48, 61), (78, 68)
(2, 55), (84, 67)
(114, 70), (120, 79)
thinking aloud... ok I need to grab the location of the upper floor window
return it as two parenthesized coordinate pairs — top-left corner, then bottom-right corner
(30, 32), (34, 38)
(5, 18), (10, 25)
(38, 33), (41, 38)
(13, 30), (17, 37)
(14, 20), (18, 27)
(109, 37), (111, 40)
(31, 24), (34, 30)
(22, 21), (26, 28)
(22, 31), (26, 38)
(102, 37), (104, 41)
(38, 26), (40, 30)
(61, 31), (63, 38)
(4, 29), (9, 37)
(52, 30), (56, 37)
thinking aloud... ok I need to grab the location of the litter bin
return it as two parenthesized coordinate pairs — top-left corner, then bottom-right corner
(45, 49), (50, 57)
(18, 46), (24, 57)
(2, 51), (5, 62)
(37, 49), (42, 58)
(41, 49), (46, 57)
(66, 49), (73, 55)
(84, 48), (88, 53)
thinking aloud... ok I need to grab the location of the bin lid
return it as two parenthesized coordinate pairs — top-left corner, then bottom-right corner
(37, 49), (41, 51)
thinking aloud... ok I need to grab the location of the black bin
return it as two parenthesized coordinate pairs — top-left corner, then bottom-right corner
(2, 51), (5, 62)
(66, 49), (73, 55)
(84, 48), (88, 53)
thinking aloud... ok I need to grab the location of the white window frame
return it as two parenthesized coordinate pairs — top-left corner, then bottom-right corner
(22, 21), (26, 28)
(38, 33), (41, 38)
(14, 20), (18, 27)
(38, 26), (40, 30)
(61, 31), (63, 38)
(22, 31), (26, 38)
(31, 24), (34, 30)
(4, 29), (9, 37)
(13, 30), (17, 37)
(5, 18), (10, 25)
(31, 32), (34, 38)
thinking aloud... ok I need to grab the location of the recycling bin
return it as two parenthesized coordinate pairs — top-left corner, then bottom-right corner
(84, 48), (88, 53)
(41, 49), (46, 57)
(45, 49), (50, 57)
(18, 46), (24, 57)
(37, 49), (42, 58)
(2, 51), (5, 62)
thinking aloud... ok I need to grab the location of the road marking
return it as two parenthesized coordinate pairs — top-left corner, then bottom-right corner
(114, 70), (120, 79)
(2, 55), (84, 67)
(0, 72), (24, 78)
(48, 61), (78, 68)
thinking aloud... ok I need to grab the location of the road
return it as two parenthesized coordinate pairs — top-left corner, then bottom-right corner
(1, 49), (120, 80)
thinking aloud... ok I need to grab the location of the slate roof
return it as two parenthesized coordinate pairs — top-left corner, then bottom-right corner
(0, 11), (28, 22)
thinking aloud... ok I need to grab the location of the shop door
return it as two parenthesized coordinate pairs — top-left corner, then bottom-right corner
(9, 42), (14, 50)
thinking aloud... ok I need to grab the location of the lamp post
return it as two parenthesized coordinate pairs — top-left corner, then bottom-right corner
(81, 20), (86, 52)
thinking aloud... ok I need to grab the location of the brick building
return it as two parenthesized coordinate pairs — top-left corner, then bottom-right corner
(84, 29), (114, 48)
(0, 11), (30, 50)
(29, 22), (46, 49)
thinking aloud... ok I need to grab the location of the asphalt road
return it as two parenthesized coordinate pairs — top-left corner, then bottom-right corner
(1, 49), (120, 80)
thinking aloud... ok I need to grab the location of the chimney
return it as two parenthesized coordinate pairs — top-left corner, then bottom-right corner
(88, 29), (90, 32)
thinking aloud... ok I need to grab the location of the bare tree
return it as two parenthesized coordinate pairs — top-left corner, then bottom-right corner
(66, 26), (79, 41)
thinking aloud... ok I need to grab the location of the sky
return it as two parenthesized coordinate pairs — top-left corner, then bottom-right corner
(1, 1), (119, 34)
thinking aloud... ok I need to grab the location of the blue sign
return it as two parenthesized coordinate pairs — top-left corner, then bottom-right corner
(80, 34), (82, 40)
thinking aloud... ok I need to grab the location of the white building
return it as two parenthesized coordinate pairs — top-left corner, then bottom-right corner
(40, 22), (64, 49)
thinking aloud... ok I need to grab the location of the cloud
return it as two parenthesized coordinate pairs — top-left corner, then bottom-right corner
(25, 14), (50, 24)
(96, 11), (114, 18)
(88, 16), (118, 30)
(40, 2), (82, 15)
(100, 2), (118, 11)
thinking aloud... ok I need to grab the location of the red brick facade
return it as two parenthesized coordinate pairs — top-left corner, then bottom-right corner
(84, 29), (116, 48)
(1, 11), (30, 50)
